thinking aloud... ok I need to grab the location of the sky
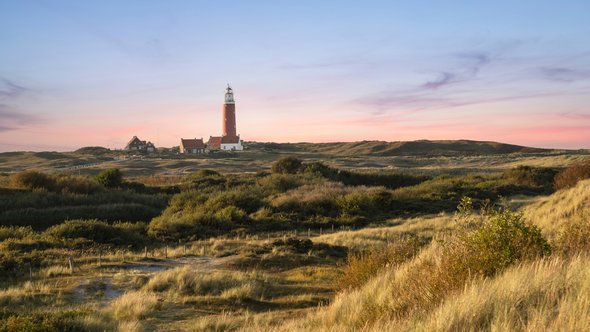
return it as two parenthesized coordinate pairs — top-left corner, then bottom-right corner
(1, 0), (589, 151)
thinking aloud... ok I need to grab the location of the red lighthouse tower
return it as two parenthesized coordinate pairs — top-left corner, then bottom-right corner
(207, 84), (243, 151)
(222, 84), (237, 139)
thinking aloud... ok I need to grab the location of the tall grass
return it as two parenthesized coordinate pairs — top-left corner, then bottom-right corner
(523, 179), (590, 239)
(143, 266), (269, 300)
(412, 255), (590, 332)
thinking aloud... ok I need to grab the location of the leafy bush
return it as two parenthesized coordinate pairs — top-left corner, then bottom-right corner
(10, 171), (55, 191)
(554, 159), (590, 190)
(257, 173), (307, 193)
(271, 156), (303, 174)
(45, 219), (148, 247)
(10, 171), (102, 194)
(304, 161), (426, 189)
(182, 169), (227, 191)
(448, 208), (551, 277)
(95, 168), (122, 188)
(502, 165), (557, 190)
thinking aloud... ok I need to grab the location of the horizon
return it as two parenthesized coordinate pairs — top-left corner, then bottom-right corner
(1, 1), (590, 152)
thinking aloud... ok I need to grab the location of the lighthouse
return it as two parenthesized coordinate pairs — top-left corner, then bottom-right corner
(206, 84), (243, 151)
(222, 85), (237, 139)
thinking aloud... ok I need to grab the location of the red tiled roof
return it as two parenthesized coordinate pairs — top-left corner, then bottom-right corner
(180, 138), (205, 150)
(208, 136), (222, 149)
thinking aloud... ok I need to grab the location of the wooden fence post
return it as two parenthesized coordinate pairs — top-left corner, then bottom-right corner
(144, 246), (148, 259)
(68, 255), (74, 274)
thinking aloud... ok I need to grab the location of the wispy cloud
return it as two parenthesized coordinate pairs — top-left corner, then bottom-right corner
(422, 72), (457, 89)
(539, 67), (590, 82)
(0, 104), (41, 128)
(0, 79), (33, 99)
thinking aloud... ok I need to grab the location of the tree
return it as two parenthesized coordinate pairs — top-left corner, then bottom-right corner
(271, 156), (303, 174)
(95, 168), (122, 188)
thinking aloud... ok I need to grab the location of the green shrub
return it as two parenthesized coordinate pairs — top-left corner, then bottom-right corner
(554, 159), (590, 190)
(185, 169), (221, 179)
(257, 173), (306, 193)
(182, 169), (226, 191)
(10, 171), (55, 191)
(502, 165), (557, 190)
(95, 168), (122, 188)
(445, 207), (550, 277)
(45, 219), (148, 247)
(215, 206), (247, 223)
(54, 174), (102, 194)
(271, 156), (303, 174)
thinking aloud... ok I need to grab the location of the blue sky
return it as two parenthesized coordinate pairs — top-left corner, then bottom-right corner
(1, 0), (589, 151)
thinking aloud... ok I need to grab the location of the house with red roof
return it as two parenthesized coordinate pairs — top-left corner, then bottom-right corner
(180, 138), (206, 154)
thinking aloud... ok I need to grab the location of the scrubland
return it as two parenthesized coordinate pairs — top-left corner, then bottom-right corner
(0, 152), (589, 331)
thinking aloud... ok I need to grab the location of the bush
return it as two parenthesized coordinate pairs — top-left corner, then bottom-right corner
(446, 207), (551, 277)
(10, 171), (102, 194)
(554, 159), (590, 190)
(95, 168), (122, 188)
(502, 165), (557, 189)
(271, 156), (303, 174)
(257, 173), (306, 193)
(10, 171), (55, 191)
(45, 219), (148, 247)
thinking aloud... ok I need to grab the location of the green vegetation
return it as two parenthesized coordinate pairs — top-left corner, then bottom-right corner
(95, 168), (123, 188)
(0, 151), (589, 331)
(0, 169), (170, 229)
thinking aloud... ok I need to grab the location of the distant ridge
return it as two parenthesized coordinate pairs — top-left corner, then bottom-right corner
(248, 140), (556, 156)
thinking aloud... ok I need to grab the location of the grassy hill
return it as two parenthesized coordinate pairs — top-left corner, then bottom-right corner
(1, 140), (587, 176)
(247, 139), (557, 156)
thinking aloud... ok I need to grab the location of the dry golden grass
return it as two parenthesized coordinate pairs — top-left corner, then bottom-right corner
(313, 213), (455, 250)
(40, 264), (72, 277)
(110, 290), (159, 322)
(523, 179), (590, 238)
(143, 266), (270, 301)
(409, 255), (590, 332)
(0, 281), (52, 306)
(259, 181), (590, 332)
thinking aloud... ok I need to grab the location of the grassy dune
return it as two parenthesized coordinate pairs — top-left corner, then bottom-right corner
(262, 180), (590, 332)
(1, 151), (589, 331)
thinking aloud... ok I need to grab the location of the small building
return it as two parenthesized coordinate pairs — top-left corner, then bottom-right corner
(180, 138), (206, 154)
(207, 136), (222, 150)
(221, 135), (243, 151)
(125, 136), (156, 153)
